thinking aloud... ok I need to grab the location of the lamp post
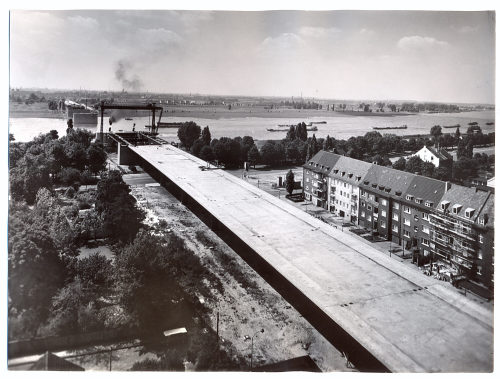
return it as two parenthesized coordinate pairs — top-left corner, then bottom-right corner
(250, 328), (264, 369)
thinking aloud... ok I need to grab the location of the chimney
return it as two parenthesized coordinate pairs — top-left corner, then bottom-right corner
(445, 181), (451, 192)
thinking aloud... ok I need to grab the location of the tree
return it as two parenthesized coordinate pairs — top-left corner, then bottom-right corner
(177, 122), (201, 149)
(86, 144), (107, 174)
(453, 158), (478, 182)
(260, 141), (279, 166)
(295, 122), (308, 141)
(421, 162), (435, 178)
(247, 145), (260, 168)
(285, 170), (295, 195)
(310, 134), (319, 156)
(95, 170), (144, 242)
(199, 145), (215, 163)
(405, 156), (423, 174)
(60, 167), (81, 186)
(212, 137), (242, 168)
(430, 125), (443, 147)
(201, 126), (211, 146)
(190, 138), (205, 157)
(393, 157), (406, 171)
(286, 125), (296, 140)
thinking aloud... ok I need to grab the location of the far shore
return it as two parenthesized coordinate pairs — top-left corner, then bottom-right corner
(9, 102), (421, 120)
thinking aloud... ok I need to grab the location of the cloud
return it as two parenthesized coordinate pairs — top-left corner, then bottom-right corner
(359, 28), (374, 36)
(397, 35), (449, 50)
(135, 28), (182, 50)
(298, 26), (341, 38)
(68, 15), (98, 29)
(455, 25), (479, 33)
(260, 33), (303, 50)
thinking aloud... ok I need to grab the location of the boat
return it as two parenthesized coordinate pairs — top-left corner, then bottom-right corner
(277, 122), (314, 127)
(486, 122), (494, 125)
(372, 125), (407, 130)
(267, 125), (318, 132)
(443, 124), (461, 129)
(311, 121), (327, 124)
(154, 122), (184, 128)
(125, 117), (133, 121)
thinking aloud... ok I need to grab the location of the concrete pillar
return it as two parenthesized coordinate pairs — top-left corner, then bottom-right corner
(117, 144), (138, 165)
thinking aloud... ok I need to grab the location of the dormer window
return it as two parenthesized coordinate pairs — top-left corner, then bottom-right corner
(348, 173), (353, 178)
(341, 171), (346, 176)
(372, 183), (377, 188)
(441, 201), (450, 210)
(479, 217), (485, 226)
(385, 187), (391, 193)
(395, 191), (402, 196)
(452, 204), (462, 214)
(425, 201), (433, 207)
(378, 185), (385, 190)
(465, 208), (475, 218)
(334, 169), (339, 174)
(364, 180), (369, 185)
(415, 198), (422, 204)
(356, 176), (361, 181)
(406, 195), (414, 201)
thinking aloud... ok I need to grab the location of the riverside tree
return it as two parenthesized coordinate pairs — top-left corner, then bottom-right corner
(177, 122), (201, 149)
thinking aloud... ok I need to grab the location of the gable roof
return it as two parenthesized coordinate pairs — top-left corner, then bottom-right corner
(437, 185), (492, 222)
(329, 156), (372, 185)
(30, 352), (85, 371)
(362, 164), (415, 198)
(406, 175), (447, 209)
(477, 192), (494, 228)
(424, 146), (453, 160)
(304, 150), (341, 175)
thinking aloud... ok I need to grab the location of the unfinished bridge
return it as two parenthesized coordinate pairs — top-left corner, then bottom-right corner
(106, 132), (493, 373)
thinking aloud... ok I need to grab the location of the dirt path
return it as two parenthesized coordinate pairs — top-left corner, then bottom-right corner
(131, 185), (355, 372)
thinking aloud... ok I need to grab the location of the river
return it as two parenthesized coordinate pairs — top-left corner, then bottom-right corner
(8, 110), (495, 143)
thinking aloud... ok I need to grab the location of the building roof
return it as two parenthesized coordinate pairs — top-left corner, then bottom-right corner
(405, 176), (447, 210)
(304, 150), (341, 175)
(362, 164), (415, 199)
(424, 146), (453, 160)
(329, 155), (372, 185)
(477, 193), (494, 229)
(30, 352), (85, 371)
(437, 185), (492, 222)
(253, 355), (322, 372)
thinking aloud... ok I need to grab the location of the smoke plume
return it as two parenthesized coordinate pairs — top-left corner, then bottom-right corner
(115, 59), (143, 92)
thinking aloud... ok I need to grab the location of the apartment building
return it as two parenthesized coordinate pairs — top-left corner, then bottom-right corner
(303, 150), (494, 289)
(431, 186), (494, 287)
(302, 151), (340, 209)
(328, 157), (371, 223)
(358, 165), (414, 243)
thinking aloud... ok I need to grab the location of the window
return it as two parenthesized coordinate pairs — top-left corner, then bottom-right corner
(477, 266), (482, 276)
(393, 203), (400, 210)
(381, 210), (387, 218)
(367, 205), (372, 211)
(425, 201), (433, 207)
(414, 214), (419, 221)
(479, 235), (484, 244)
(380, 221), (386, 228)
(369, 195), (375, 201)
(479, 218), (485, 226)
(361, 201), (366, 207)
(421, 238), (429, 246)
(414, 226), (418, 232)
(381, 199), (387, 206)
(393, 214), (399, 221)
(478, 250), (483, 259)
(404, 218), (410, 226)
(392, 225), (398, 232)
(361, 211), (366, 217)
(305, 186), (310, 191)
(306, 177), (310, 182)
(422, 212), (429, 221)
(465, 208), (475, 218)
(415, 198), (422, 204)
(367, 215), (372, 222)
(422, 226), (430, 234)
(403, 206), (411, 214)
(403, 230), (410, 237)
(406, 195), (413, 201)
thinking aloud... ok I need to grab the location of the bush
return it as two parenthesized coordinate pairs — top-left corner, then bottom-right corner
(64, 186), (76, 198)
(60, 167), (81, 186)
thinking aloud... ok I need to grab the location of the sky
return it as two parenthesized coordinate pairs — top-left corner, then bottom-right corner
(9, 10), (496, 103)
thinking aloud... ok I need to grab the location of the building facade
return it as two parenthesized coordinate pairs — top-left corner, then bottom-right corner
(303, 150), (494, 290)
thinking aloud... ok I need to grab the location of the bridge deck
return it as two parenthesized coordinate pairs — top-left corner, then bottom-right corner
(131, 144), (493, 372)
